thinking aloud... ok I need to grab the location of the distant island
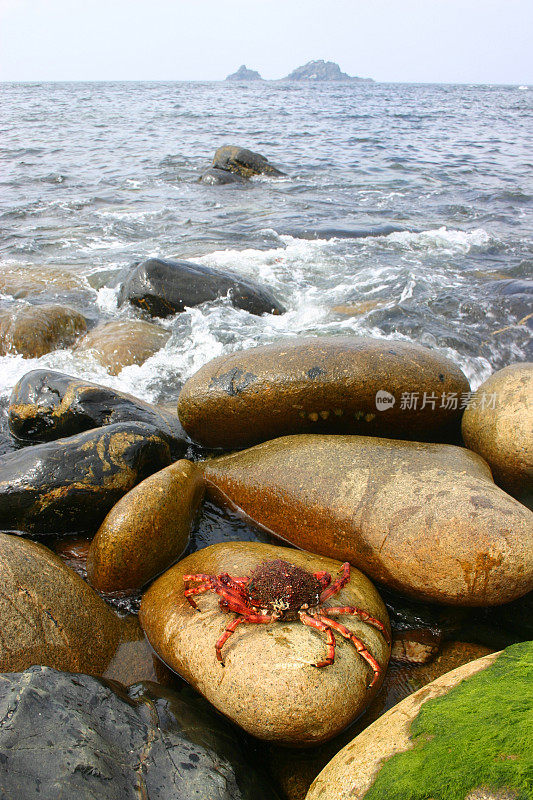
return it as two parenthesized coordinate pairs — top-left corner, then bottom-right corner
(284, 60), (373, 82)
(224, 60), (372, 82)
(225, 65), (262, 81)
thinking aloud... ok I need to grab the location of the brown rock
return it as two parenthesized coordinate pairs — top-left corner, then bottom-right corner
(0, 532), (121, 675)
(75, 319), (170, 375)
(87, 460), (205, 593)
(177, 336), (470, 449)
(212, 145), (285, 178)
(462, 363), (533, 502)
(140, 542), (391, 746)
(0, 265), (91, 301)
(0, 532), (170, 686)
(203, 435), (533, 605)
(0, 304), (87, 358)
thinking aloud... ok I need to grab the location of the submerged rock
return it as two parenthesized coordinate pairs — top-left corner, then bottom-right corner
(118, 257), (285, 317)
(178, 336), (471, 449)
(8, 369), (188, 456)
(462, 363), (533, 503)
(0, 264), (92, 303)
(199, 167), (246, 185)
(75, 319), (170, 375)
(0, 303), (87, 358)
(140, 542), (391, 746)
(203, 435), (533, 605)
(213, 145), (285, 178)
(226, 65), (262, 81)
(0, 421), (171, 535)
(0, 666), (280, 800)
(88, 460), (205, 593)
(306, 642), (532, 800)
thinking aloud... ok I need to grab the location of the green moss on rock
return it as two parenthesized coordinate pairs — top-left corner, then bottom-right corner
(364, 641), (533, 800)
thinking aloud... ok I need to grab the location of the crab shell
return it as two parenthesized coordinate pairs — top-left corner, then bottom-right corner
(246, 559), (322, 619)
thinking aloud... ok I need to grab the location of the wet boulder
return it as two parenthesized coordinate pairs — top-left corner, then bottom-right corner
(140, 542), (391, 746)
(8, 369), (188, 457)
(213, 145), (285, 178)
(88, 460), (205, 593)
(75, 319), (170, 375)
(0, 303), (87, 358)
(462, 363), (533, 503)
(306, 642), (532, 800)
(200, 167), (246, 185)
(0, 264), (93, 304)
(0, 532), (122, 675)
(203, 435), (533, 606)
(0, 531), (172, 684)
(117, 257), (285, 317)
(0, 421), (171, 535)
(0, 666), (281, 800)
(178, 336), (471, 449)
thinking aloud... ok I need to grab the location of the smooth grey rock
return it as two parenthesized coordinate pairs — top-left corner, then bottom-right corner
(226, 65), (262, 81)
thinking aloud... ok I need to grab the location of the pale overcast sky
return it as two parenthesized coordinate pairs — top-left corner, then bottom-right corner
(0, 0), (531, 84)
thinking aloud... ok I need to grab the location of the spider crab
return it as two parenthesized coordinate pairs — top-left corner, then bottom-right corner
(183, 558), (389, 688)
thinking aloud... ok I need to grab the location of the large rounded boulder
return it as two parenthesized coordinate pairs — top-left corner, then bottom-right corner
(75, 319), (170, 375)
(8, 369), (188, 457)
(140, 542), (391, 746)
(178, 336), (470, 449)
(462, 363), (532, 503)
(88, 459), (205, 593)
(117, 257), (285, 317)
(203, 435), (533, 605)
(306, 642), (532, 800)
(0, 303), (87, 358)
(0, 666), (280, 800)
(0, 421), (171, 535)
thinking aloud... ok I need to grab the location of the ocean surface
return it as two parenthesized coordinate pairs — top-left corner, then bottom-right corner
(1, 80), (532, 406)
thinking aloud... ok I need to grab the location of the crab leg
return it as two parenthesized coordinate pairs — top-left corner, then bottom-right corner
(318, 615), (381, 688)
(216, 612), (276, 664)
(322, 606), (390, 644)
(319, 562), (351, 602)
(299, 611), (336, 667)
(184, 582), (213, 608)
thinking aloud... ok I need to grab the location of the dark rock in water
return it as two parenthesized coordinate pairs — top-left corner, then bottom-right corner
(213, 145), (285, 178)
(118, 257), (285, 317)
(284, 60), (372, 82)
(0, 421), (171, 536)
(0, 666), (280, 800)
(494, 279), (533, 296)
(283, 224), (407, 240)
(199, 167), (246, 185)
(226, 64), (262, 81)
(8, 369), (188, 457)
(0, 303), (87, 358)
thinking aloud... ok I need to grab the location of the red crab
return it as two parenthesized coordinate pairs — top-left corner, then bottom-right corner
(183, 558), (389, 688)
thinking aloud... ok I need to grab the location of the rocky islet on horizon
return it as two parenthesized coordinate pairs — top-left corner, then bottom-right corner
(224, 59), (373, 82)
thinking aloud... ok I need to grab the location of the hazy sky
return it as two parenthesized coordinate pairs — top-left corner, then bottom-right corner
(1, 0), (532, 84)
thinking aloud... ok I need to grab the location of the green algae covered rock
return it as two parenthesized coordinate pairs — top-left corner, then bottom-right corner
(306, 641), (533, 800)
